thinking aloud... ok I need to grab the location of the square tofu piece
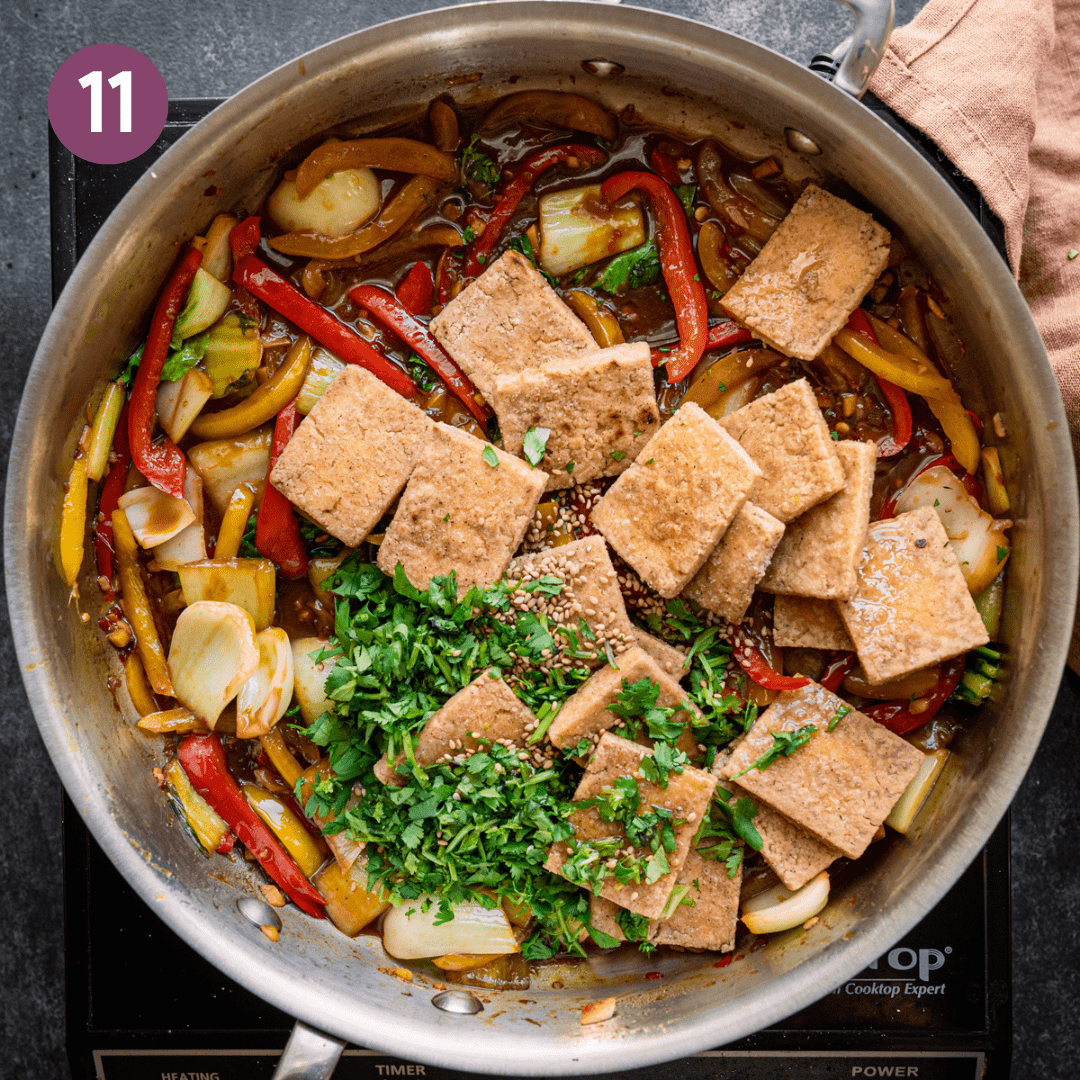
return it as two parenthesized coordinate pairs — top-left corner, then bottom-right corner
(429, 250), (597, 400)
(683, 503), (785, 622)
(591, 403), (762, 598)
(589, 849), (741, 952)
(720, 682), (924, 859)
(546, 733), (717, 919)
(721, 184), (891, 361)
(837, 506), (990, 684)
(546, 645), (699, 754)
(773, 594), (855, 651)
(270, 365), (433, 546)
(632, 627), (690, 682)
(760, 440), (876, 599)
(505, 535), (635, 667)
(720, 379), (846, 523)
(491, 341), (660, 491)
(374, 671), (537, 785)
(713, 751), (838, 892)
(377, 423), (546, 594)
(649, 848), (741, 952)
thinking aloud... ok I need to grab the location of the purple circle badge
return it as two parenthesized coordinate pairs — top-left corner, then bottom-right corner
(48, 44), (168, 165)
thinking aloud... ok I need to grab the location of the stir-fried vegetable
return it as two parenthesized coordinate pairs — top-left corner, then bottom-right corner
(294, 137), (458, 199)
(268, 167), (381, 238)
(254, 402), (308, 579)
(538, 184), (645, 277)
(157, 368), (214, 443)
(382, 896), (520, 960)
(57, 443), (89, 588)
(741, 871), (830, 934)
(236, 628), (295, 738)
(177, 558), (276, 630)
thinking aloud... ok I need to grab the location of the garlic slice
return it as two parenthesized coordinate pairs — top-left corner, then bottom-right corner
(741, 870), (830, 935)
(236, 628), (295, 738)
(167, 600), (259, 726)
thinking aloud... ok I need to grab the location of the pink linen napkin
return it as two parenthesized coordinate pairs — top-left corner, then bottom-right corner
(868, 0), (1080, 668)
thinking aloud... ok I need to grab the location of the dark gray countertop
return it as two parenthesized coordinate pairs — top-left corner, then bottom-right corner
(2, 1), (1077, 1076)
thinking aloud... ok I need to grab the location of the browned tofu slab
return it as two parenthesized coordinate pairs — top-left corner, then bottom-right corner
(773, 594), (855, 651)
(760, 440), (876, 599)
(374, 671), (537, 786)
(546, 645), (699, 754)
(270, 365), (433, 546)
(712, 750), (839, 892)
(720, 682), (923, 859)
(649, 848), (741, 952)
(683, 502), (785, 622)
(505, 535), (635, 668)
(546, 733), (717, 919)
(837, 505), (990, 684)
(720, 185), (891, 361)
(631, 627), (690, 682)
(492, 342), (660, 491)
(591, 403), (762, 598)
(720, 379), (846, 523)
(376, 423), (546, 594)
(429, 250), (596, 399)
(589, 849), (741, 952)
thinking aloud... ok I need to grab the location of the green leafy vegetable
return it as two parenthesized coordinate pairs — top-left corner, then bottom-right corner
(461, 135), (500, 192)
(160, 330), (210, 383)
(616, 909), (655, 953)
(673, 184), (697, 216)
(406, 353), (441, 394)
(826, 704), (851, 732)
(523, 426), (552, 468)
(732, 724), (818, 779)
(482, 445), (500, 468)
(606, 677), (685, 742)
(609, 449), (627, 463)
(298, 516), (340, 559)
(596, 243), (661, 293)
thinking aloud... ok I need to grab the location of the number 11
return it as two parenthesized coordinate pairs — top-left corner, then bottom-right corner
(78, 70), (132, 133)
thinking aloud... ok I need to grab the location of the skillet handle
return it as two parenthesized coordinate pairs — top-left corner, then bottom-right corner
(271, 1021), (347, 1080)
(830, 0), (895, 98)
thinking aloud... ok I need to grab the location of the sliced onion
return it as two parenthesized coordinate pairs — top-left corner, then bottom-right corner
(157, 368), (214, 444)
(538, 184), (644, 277)
(151, 470), (207, 570)
(177, 558), (277, 631)
(188, 426), (272, 517)
(236, 628), (295, 738)
(167, 600), (259, 726)
(382, 895), (519, 960)
(296, 348), (346, 416)
(741, 871), (830, 935)
(292, 636), (337, 725)
(117, 484), (196, 549)
(268, 168), (381, 238)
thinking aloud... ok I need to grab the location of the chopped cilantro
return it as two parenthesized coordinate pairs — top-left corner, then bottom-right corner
(673, 184), (697, 216)
(460, 134), (500, 192)
(238, 512), (259, 559)
(566, 461), (575, 475)
(298, 516), (340, 558)
(462, 225), (476, 243)
(609, 449), (627, 463)
(1069, 249), (1078, 260)
(732, 724), (818, 779)
(523, 426), (551, 468)
(606, 677), (685, 743)
(996, 545), (1008, 563)
(596, 243), (661, 293)
(482, 444), (500, 468)
(826, 704), (852, 732)
(616, 909), (655, 953)
(406, 353), (441, 393)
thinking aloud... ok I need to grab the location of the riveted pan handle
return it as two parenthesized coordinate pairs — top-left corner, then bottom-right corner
(830, 0), (895, 98)
(271, 1021), (347, 1080)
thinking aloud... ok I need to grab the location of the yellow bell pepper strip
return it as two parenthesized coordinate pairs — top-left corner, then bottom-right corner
(242, 783), (326, 878)
(138, 707), (211, 734)
(164, 758), (232, 855)
(85, 382), (126, 482)
(565, 289), (626, 349)
(981, 446), (1011, 515)
(214, 485), (256, 561)
(178, 733), (326, 917)
(92, 403), (130, 597)
(866, 313), (981, 474)
(294, 138), (458, 199)
(112, 508), (174, 696)
(833, 326), (955, 401)
(259, 728), (305, 787)
(188, 336), (311, 441)
(58, 441), (89, 587)
(122, 653), (160, 718)
(847, 310), (911, 457)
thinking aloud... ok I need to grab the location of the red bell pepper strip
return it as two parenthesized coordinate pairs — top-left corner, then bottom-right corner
(177, 733), (325, 918)
(463, 143), (607, 278)
(650, 319), (754, 369)
(847, 309), (912, 458)
(348, 284), (491, 425)
(395, 261), (435, 316)
(128, 247), (201, 499)
(819, 652), (857, 693)
(256, 401), (308, 579)
(601, 171), (708, 383)
(229, 216), (262, 261)
(729, 623), (809, 691)
(92, 402), (130, 595)
(233, 255), (418, 399)
(861, 657), (966, 736)
(216, 830), (236, 855)
(649, 145), (683, 187)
